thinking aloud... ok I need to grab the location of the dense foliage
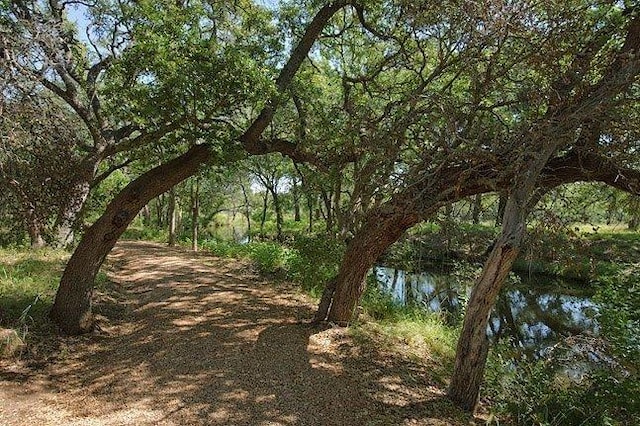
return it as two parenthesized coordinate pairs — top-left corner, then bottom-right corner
(1, 0), (639, 421)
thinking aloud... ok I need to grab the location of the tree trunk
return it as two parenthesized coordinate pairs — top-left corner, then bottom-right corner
(270, 188), (283, 241)
(321, 190), (333, 233)
(472, 194), (482, 224)
(447, 231), (521, 411)
(628, 196), (639, 230)
(168, 188), (178, 246)
(155, 195), (164, 227)
(50, 144), (212, 334)
(260, 190), (269, 235)
(292, 179), (301, 222)
(315, 200), (421, 323)
(448, 186), (537, 411)
(307, 194), (314, 233)
(52, 171), (94, 248)
(141, 204), (151, 225)
(191, 179), (199, 252)
(240, 182), (252, 241)
(26, 210), (46, 249)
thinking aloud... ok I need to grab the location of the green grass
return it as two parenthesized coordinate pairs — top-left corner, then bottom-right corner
(355, 313), (457, 360)
(121, 225), (169, 242)
(0, 247), (69, 357)
(0, 248), (68, 324)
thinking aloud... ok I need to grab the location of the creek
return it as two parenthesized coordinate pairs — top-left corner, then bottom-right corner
(374, 266), (599, 358)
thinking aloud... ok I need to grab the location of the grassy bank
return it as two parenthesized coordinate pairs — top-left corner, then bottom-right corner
(0, 247), (68, 358)
(191, 229), (639, 425)
(384, 222), (640, 282)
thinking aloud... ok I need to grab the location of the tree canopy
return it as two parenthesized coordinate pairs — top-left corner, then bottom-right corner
(1, 0), (639, 416)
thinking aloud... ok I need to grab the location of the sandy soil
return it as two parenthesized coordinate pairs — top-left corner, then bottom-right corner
(0, 241), (478, 425)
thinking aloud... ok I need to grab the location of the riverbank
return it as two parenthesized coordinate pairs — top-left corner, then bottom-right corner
(382, 222), (640, 281)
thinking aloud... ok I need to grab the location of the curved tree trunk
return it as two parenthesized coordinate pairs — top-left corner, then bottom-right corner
(447, 223), (522, 411)
(50, 144), (212, 334)
(49, 0), (349, 335)
(448, 170), (547, 411)
(315, 199), (421, 323)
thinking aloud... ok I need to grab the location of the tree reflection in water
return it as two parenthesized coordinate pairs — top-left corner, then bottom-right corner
(374, 266), (598, 358)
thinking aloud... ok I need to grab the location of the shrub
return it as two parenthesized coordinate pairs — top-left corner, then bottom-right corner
(486, 264), (640, 425)
(288, 235), (345, 294)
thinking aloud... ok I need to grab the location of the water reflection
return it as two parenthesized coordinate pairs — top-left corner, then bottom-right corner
(374, 266), (599, 357)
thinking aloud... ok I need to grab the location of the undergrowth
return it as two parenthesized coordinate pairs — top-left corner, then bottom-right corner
(0, 247), (68, 357)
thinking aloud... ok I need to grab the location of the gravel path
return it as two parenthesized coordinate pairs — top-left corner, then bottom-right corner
(0, 241), (475, 425)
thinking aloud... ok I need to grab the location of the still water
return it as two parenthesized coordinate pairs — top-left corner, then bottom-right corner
(374, 266), (599, 357)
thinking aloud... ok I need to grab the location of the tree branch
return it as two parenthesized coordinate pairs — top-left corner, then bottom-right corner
(90, 158), (133, 188)
(240, 1), (349, 147)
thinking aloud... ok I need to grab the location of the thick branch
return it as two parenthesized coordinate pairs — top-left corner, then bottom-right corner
(240, 1), (348, 147)
(91, 158), (133, 188)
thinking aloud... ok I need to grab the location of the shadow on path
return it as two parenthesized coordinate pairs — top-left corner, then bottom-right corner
(1, 241), (473, 426)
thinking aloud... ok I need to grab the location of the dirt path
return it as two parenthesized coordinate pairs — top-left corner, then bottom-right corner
(1, 241), (473, 425)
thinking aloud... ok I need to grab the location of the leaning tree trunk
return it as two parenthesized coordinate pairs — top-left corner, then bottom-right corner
(50, 144), (212, 334)
(315, 199), (421, 323)
(448, 180), (545, 411)
(447, 222), (523, 411)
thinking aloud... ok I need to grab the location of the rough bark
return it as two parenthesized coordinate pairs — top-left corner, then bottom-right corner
(26, 211), (46, 249)
(52, 173), (93, 248)
(321, 190), (334, 233)
(447, 222), (523, 411)
(316, 198), (422, 323)
(448, 140), (554, 411)
(313, 277), (337, 323)
(50, 144), (212, 334)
